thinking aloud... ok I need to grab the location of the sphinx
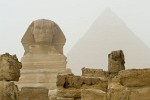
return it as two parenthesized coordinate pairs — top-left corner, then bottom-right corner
(18, 19), (67, 90)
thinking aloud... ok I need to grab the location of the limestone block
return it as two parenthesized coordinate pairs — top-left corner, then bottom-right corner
(48, 89), (57, 100)
(56, 97), (74, 100)
(19, 87), (49, 100)
(81, 89), (107, 100)
(82, 77), (108, 91)
(50, 96), (57, 100)
(67, 75), (83, 88)
(108, 50), (125, 73)
(0, 53), (22, 81)
(108, 87), (150, 100)
(108, 76), (123, 90)
(57, 74), (107, 91)
(129, 87), (150, 100)
(118, 69), (150, 87)
(57, 89), (81, 98)
(57, 74), (83, 89)
(82, 67), (106, 78)
(0, 81), (19, 100)
(108, 88), (130, 100)
(75, 99), (81, 100)
(56, 74), (67, 88)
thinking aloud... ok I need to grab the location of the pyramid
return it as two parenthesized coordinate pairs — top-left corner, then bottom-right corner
(67, 8), (150, 74)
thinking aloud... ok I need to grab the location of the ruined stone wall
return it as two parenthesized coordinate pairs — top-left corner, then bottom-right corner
(55, 50), (150, 100)
(55, 67), (108, 100)
(107, 69), (150, 100)
(2, 50), (149, 100)
(55, 68), (150, 100)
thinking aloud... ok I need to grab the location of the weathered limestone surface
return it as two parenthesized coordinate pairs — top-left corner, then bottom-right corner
(0, 81), (19, 100)
(107, 68), (150, 100)
(56, 53), (150, 100)
(57, 89), (81, 98)
(108, 88), (130, 100)
(0, 53), (21, 100)
(57, 74), (107, 91)
(108, 85), (150, 100)
(108, 50), (125, 73)
(17, 19), (67, 89)
(18, 56), (66, 89)
(82, 67), (107, 78)
(0, 53), (22, 81)
(56, 72), (108, 99)
(81, 89), (107, 100)
(21, 19), (66, 55)
(82, 77), (107, 91)
(56, 97), (74, 100)
(118, 69), (150, 87)
(129, 87), (150, 100)
(19, 87), (49, 100)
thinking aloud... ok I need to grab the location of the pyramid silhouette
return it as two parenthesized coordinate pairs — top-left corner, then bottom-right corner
(67, 8), (150, 74)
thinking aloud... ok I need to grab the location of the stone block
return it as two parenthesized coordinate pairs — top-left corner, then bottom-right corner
(82, 67), (106, 78)
(108, 50), (125, 73)
(19, 87), (49, 100)
(129, 87), (150, 100)
(56, 74), (67, 88)
(67, 75), (83, 88)
(108, 88), (130, 100)
(82, 77), (108, 91)
(56, 97), (74, 100)
(57, 74), (83, 89)
(81, 89), (107, 100)
(119, 69), (150, 87)
(57, 89), (81, 98)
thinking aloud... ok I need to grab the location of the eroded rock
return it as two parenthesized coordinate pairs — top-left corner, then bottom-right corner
(0, 53), (22, 81)
(108, 50), (125, 73)
(0, 81), (19, 100)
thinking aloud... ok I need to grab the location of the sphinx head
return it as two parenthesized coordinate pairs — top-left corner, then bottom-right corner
(21, 19), (66, 55)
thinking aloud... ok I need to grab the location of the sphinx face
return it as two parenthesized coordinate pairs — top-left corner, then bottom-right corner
(33, 20), (53, 44)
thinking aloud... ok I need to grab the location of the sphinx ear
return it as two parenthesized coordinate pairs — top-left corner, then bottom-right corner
(21, 22), (35, 55)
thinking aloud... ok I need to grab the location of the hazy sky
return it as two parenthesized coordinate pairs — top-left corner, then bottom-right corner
(0, 0), (150, 60)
